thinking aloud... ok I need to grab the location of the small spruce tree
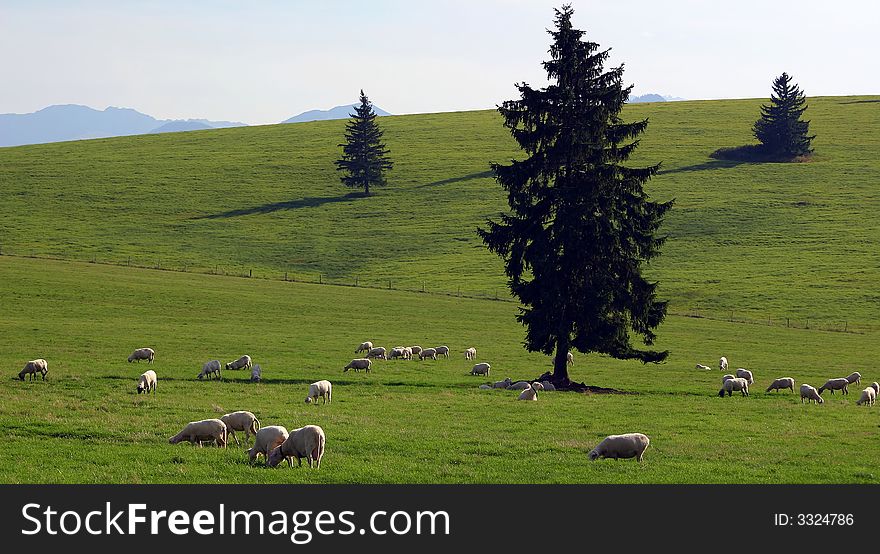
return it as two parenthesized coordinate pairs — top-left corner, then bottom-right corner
(335, 90), (393, 196)
(753, 73), (815, 159)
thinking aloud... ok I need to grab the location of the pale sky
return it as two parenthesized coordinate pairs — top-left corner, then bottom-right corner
(1, 0), (877, 125)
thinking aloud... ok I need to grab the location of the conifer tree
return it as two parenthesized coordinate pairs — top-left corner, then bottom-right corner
(753, 73), (815, 159)
(335, 90), (393, 195)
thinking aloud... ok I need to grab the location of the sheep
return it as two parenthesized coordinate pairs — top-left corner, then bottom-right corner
(721, 374), (735, 382)
(800, 384), (824, 404)
(419, 348), (438, 361)
(695, 364), (712, 370)
(220, 411), (261, 446)
(409, 346), (423, 358)
(507, 381), (532, 390)
(540, 380), (557, 391)
(588, 433), (650, 462)
(128, 347), (155, 364)
(818, 378), (849, 395)
(343, 358), (371, 373)
(267, 425), (326, 469)
(366, 347), (387, 360)
(871, 382), (880, 396)
(766, 377), (795, 393)
(464, 347), (477, 360)
(136, 370), (157, 394)
(719, 356), (728, 372)
(225, 355), (252, 371)
(846, 372), (862, 385)
(247, 426), (289, 464)
(856, 387), (876, 406)
(18, 359), (48, 381)
(718, 377), (749, 397)
(567, 351), (574, 366)
(492, 377), (513, 389)
(403, 347), (413, 360)
(197, 360), (222, 380)
(305, 380), (332, 405)
(518, 382), (544, 401)
(470, 362), (490, 376)
(479, 384), (492, 390)
(735, 368), (754, 385)
(250, 364), (262, 382)
(355, 341), (373, 354)
(435, 345), (450, 358)
(388, 347), (408, 360)
(169, 419), (227, 448)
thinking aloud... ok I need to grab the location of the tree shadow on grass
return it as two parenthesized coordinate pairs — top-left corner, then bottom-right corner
(413, 170), (494, 189)
(838, 99), (880, 104)
(193, 192), (366, 220)
(657, 159), (750, 175)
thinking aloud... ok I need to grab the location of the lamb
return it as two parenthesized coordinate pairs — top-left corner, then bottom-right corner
(435, 345), (450, 358)
(464, 347), (477, 360)
(18, 359), (48, 381)
(735, 368), (754, 385)
(250, 364), (262, 382)
(846, 372), (862, 385)
(588, 433), (650, 462)
(800, 384), (824, 404)
(128, 347), (155, 364)
(247, 426), (289, 464)
(507, 381), (532, 390)
(366, 347), (387, 360)
(343, 358), (371, 373)
(137, 370), (157, 394)
(492, 377), (513, 389)
(695, 364), (712, 371)
(409, 346), (423, 358)
(267, 425), (326, 469)
(225, 355), (252, 371)
(721, 374), (735, 382)
(419, 348), (438, 361)
(470, 362), (490, 376)
(719, 356), (728, 372)
(540, 380), (557, 391)
(355, 341), (373, 354)
(766, 377), (795, 393)
(197, 360), (222, 380)
(168, 419), (227, 448)
(856, 387), (876, 406)
(305, 380), (332, 405)
(818, 378), (849, 395)
(718, 377), (749, 397)
(220, 411), (261, 446)
(518, 382), (544, 401)
(567, 351), (574, 366)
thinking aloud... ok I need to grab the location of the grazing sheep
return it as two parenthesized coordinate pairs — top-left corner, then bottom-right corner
(355, 341), (373, 354)
(267, 425), (326, 469)
(128, 347), (155, 364)
(588, 433), (650, 462)
(305, 380), (332, 405)
(735, 368), (754, 385)
(871, 382), (880, 396)
(721, 374), (736, 383)
(403, 347), (413, 360)
(818, 378), (849, 395)
(846, 372), (862, 385)
(464, 347), (477, 360)
(856, 387), (876, 406)
(409, 346), (423, 358)
(419, 348), (438, 361)
(366, 347), (387, 360)
(719, 356), (729, 372)
(540, 380), (557, 391)
(343, 358), (371, 373)
(18, 359), (48, 381)
(507, 381), (532, 390)
(197, 360), (222, 380)
(247, 426), (289, 464)
(136, 370), (157, 394)
(518, 382), (544, 401)
(695, 364), (712, 370)
(800, 384), (824, 404)
(250, 364), (262, 382)
(169, 419), (227, 448)
(388, 347), (408, 360)
(766, 377), (795, 393)
(220, 411), (260, 446)
(470, 362), (490, 376)
(719, 377), (749, 397)
(435, 346), (450, 358)
(225, 355), (252, 371)
(567, 351), (574, 366)
(492, 377), (513, 389)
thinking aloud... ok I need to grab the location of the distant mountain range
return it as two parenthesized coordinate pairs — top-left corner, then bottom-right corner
(629, 94), (685, 103)
(282, 103), (391, 124)
(0, 105), (247, 147)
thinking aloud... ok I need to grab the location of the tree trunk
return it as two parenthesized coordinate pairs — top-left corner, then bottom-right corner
(551, 339), (570, 384)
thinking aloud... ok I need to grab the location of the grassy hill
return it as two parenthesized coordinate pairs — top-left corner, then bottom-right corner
(1, 96), (879, 330)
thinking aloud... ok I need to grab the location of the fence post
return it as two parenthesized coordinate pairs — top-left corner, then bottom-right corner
(457, 286), (460, 297)
(786, 318), (790, 328)
(422, 281), (425, 292)
(319, 274), (323, 284)
(249, 269), (252, 278)
(355, 276), (359, 287)
(388, 279), (392, 290)
(284, 272), (288, 281)
(844, 321), (848, 332)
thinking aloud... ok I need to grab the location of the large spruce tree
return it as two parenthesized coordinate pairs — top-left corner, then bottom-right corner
(753, 73), (815, 159)
(335, 90), (393, 196)
(478, 4), (672, 387)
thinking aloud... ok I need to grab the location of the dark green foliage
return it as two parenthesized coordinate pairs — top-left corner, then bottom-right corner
(479, 5), (672, 383)
(753, 73), (815, 159)
(335, 90), (393, 196)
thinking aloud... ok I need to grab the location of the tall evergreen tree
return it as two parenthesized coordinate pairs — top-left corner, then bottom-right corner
(753, 73), (815, 159)
(478, 4), (672, 387)
(335, 90), (393, 196)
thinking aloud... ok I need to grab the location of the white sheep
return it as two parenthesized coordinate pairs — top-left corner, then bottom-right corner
(719, 377), (749, 397)
(719, 356), (729, 372)
(343, 358), (371, 372)
(507, 381), (532, 390)
(435, 345), (450, 358)
(220, 411), (261, 446)
(137, 370), (157, 394)
(128, 347), (155, 364)
(225, 355), (252, 371)
(198, 360), (222, 380)
(409, 346), (423, 358)
(403, 347), (413, 360)
(695, 364), (712, 371)
(247, 426), (289, 464)
(305, 380), (332, 404)
(588, 433), (650, 462)
(800, 384), (824, 404)
(492, 377), (513, 389)
(267, 425), (326, 469)
(567, 351), (574, 366)
(388, 347), (408, 360)
(478, 384), (492, 390)
(250, 364), (262, 382)
(18, 359), (48, 381)
(856, 387), (875, 406)
(518, 382), (544, 401)
(470, 362), (490, 376)
(169, 419), (227, 448)
(818, 378), (849, 395)
(721, 374), (735, 382)
(735, 368), (754, 385)
(464, 347), (477, 360)
(366, 347), (387, 360)
(419, 348), (438, 361)
(846, 372), (862, 385)
(540, 380), (557, 391)
(871, 382), (880, 396)
(766, 377), (795, 393)
(355, 341), (373, 354)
